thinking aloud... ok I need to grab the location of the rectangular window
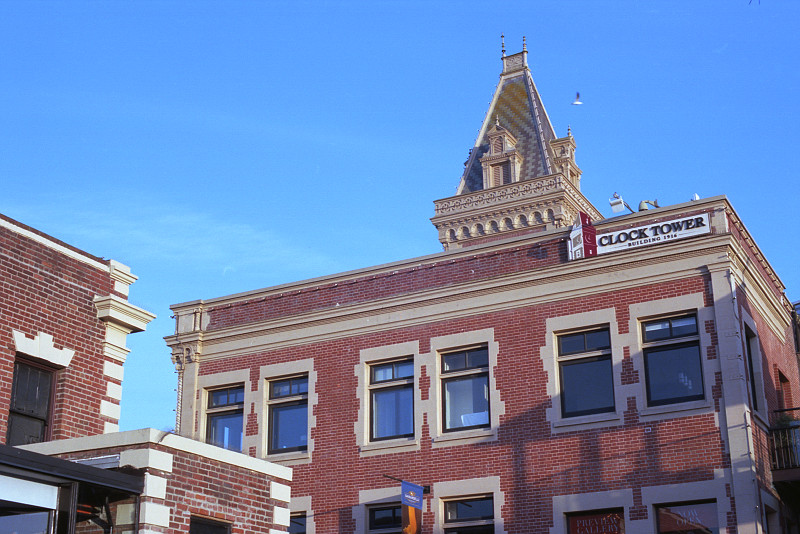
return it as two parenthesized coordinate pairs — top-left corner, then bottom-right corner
(7, 360), (55, 446)
(190, 517), (231, 534)
(557, 328), (614, 418)
(655, 501), (718, 534)
(642, 315), (703, 407)
(567, 509), (624, 534)
(370, 359), (414, 441)
(441, 347), (489, 432)
(444, 496), (494, 533)
(745, 327), (759, 411)
(368, 504), (402, 533)
(206, 385), (244, 451)
(268, 375), (308, 454)
(289, 513), (307, 534)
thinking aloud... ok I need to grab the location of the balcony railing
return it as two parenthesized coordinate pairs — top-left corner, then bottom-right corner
(770, 408), (800, 473)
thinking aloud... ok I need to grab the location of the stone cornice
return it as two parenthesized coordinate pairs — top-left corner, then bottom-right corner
(186, 235), (737, 359)
(94, 295), (156, 333)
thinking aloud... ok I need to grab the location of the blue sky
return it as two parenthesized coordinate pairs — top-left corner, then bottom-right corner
(2, 1), (798, 431)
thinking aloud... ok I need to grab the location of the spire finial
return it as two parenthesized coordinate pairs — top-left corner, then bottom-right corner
(495, 115), (500, 126)
(501, 34), (505, 57)
(523, 36), (527, 51)
(567, 125), (572, 137)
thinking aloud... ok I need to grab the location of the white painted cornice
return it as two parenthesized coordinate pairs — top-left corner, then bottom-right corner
(94, 295), (156, 333)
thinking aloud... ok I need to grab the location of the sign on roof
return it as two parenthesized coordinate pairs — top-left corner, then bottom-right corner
(596, 213), (710, 255)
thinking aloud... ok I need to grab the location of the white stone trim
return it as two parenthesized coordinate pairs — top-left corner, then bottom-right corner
(271, 481), (291, 503)
(0, 216), (110, 272)
(94, 294), (155, 334)
(120, 448), (174, 473)
(100, 400), (121, 420)
(139, 501), (171, 528)
(550, 489), (633, 534)
(355, 341), (421, 456)
(20, 428), (292, 482)
(290, 495), (315, 534)
(273, 505), (290, 527)
(109, 259), (137, 296)
(107, 382), (123, 401)
(12, 330), (74, 367)
(640, 474), (730, 534)
(354, 486), (413, 534)
(432, 476), (505, 534)
(196, 369), (249, 452)
(143, 473), (168, 499)
(104, 360), (125, 381)
(428, 329), (503, 448)
(104, 422), (119, 434)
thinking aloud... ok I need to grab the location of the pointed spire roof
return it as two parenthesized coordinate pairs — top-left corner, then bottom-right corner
(457, 42), (557, 195)
(432, 41), (601, 250)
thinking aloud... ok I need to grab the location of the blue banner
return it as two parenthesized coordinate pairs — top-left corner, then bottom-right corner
(401, 480), (424, 510)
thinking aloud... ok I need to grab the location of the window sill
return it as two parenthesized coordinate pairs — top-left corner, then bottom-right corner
(552, 411), (621, 431)
(432, 427), (496, 448)
(265, 449), (310, 465)
(639, 399), (711, 418)
(359, 437), (420, 457)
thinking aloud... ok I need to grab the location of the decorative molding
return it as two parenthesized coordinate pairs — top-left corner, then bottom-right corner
(94, 295), (155, 333)
(434, 174), (564, 216)
(12, 330), (75, 367)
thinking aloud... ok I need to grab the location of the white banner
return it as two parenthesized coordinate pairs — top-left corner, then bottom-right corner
(597, 213), (710, 255)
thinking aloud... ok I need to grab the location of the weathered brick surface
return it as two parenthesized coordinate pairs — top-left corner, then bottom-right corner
(0, 215), (119, 442)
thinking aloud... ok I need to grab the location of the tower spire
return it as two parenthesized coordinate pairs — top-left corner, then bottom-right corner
(501, 34), (505, 57)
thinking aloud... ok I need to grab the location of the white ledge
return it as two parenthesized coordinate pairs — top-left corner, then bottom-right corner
(94, 295), (156, 333)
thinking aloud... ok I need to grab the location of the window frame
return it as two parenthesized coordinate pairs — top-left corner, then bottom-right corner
(654, 500), (718, 534)
(289, 512), (307, 534)
(205, 385), (245, 452)
(7, 358), (56, 446)
(440, 346), (491, 433)
(641, 314), (704, 407)
(442, 495), (494, 533)
(367, 503), (403, 533)
(267, 374), (309, 455)
(556, 328), (614, 418)
(369, 359), (415, 442)
(189, 516), (232, 534)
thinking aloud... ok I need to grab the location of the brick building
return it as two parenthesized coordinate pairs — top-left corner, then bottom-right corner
(0, 213), (293, 534)
(165, 46), (800, 533)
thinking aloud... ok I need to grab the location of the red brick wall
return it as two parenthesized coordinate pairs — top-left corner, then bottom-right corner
(199, 275), (736, 533)
(0, 219), (118, 443)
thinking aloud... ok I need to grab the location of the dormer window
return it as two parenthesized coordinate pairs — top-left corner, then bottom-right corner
(480, 121), (523, 189)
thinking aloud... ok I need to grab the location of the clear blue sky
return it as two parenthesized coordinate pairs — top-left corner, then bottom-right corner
(1, 1), (798, 431)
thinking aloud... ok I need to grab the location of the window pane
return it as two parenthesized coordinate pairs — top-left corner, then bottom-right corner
(270, 403), (308, 452)
(372, 386), (413, 440)
(289, 514), (307, 534)
(271, 380), (292, 398)
(585, 330), (611, 351)
(567, 510), (624, 534)
(560, 357), (615, 417)
(190, 517), (231, 534)
(643, 320), (672, 342)
(369, 505), (402, 529)
(11, 363), (52, 418)
(656, 501), (718, 534)
(645, 344), (703, 406)
(207, 411), (243, 451)
(466, 348), (489, 369)
(444, 375), (489, 430)
(7, 412), (47, 446)
(210, 387), (244, 408)
(671, 316), (698, 338)
(292, 377), (308, 395)
(442, 353), (466, 372)
(0, 511), (51, 534)
(372, 363), (395, 383)
(445, 497), (493, 521)
(395, 360), (414, 379)
(559, 333), (586, 355)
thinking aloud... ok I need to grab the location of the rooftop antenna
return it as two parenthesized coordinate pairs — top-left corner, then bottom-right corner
(523, 36), (527, 52)
(501, 34), (505, 57)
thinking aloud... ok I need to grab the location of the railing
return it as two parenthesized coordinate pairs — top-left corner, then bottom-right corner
(770, 408), (800, 471)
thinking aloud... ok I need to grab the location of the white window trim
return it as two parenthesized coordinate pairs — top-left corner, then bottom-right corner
(641, 477), (729, 534)
(551, 489), (633, 534)
(740, 309), (767, 425)
(196, 369), (250, 450)
(429, 329), (503, 448)
(543, 309), (624, 431)
(355, 341), (421, 457)
(432, 476), (504, 534)
(290, 495), (315, 534)
(629, 294), (716, 420)
(259, 358), (317, 464)
(354, 486), (415, 534)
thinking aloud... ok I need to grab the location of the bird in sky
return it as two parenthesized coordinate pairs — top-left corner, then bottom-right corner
(571, 92), (583, 105)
